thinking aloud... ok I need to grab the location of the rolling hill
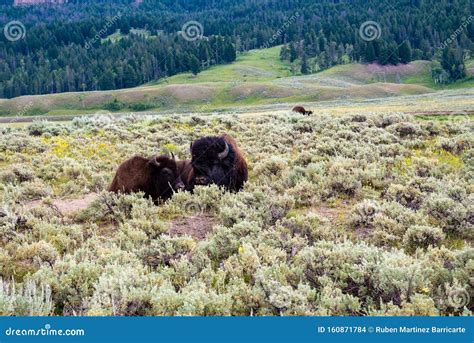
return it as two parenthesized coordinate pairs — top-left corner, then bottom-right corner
(0, 46), (472, 118)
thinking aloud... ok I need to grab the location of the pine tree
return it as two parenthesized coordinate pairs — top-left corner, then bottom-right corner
(364, 43), (376, 63)
(123, 65), (137, 88)
(289, 43), (298, 63)
(223, 39), (236, 62)
(398, 41), (412, 64)
(301, 54), (310, 74)
(318, 35), (326, 52)
(99, 69), (115, 90)
(387, 43), (400, 65)
(199, 43), (211, 67)
(190, 56), (201, 76)
(441, 46), (466, 81)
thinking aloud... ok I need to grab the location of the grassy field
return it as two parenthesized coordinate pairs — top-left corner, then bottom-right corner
(1, 46), (472, 118)
(153, 45), (293, 85)
(402, 60), (474, 90)
(0, 95), (472, 316)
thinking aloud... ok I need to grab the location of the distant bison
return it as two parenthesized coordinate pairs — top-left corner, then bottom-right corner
(108, 155), (185, 203)
(191, 134), (248, 192)
(292, 106), (313, 115)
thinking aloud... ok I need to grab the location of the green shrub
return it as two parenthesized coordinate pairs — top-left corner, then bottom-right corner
(129, 102), (155, 111)
(403, 225), (445, 252)
(424, 195), (468, 236)
(103, 99), (125, 112)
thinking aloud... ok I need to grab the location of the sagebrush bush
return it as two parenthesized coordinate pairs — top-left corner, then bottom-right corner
(324, 158), (362, 198)
(423, 195), (469, 236)
(0, 111), (471, 316)
(0, 279), (53, 316)
(403, 225), (445, 252)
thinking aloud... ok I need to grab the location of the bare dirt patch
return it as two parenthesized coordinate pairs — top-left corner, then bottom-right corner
(24, 193), (98, 216)
(170, 214), (218, 240)
(310, 205), (342, 222)
(309, 200), (353, 226)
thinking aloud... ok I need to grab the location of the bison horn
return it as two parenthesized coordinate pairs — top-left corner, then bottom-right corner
(149, 156), (161, 168)
(218, 142), (229, 159)
(171, 152), (176, 160)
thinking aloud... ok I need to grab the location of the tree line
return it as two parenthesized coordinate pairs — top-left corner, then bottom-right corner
(0, 0), (472, 98)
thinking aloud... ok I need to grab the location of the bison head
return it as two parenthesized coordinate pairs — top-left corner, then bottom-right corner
(149, 154), (185, 196)
(190, 136), (235, 188)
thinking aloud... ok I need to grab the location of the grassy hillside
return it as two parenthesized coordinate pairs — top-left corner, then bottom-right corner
(153, 46), (292, 85)
(0, 46), (472, 117)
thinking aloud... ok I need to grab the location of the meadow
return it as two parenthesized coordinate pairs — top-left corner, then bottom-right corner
(1, 46), (472, 118)
(0, 105), (472, 316)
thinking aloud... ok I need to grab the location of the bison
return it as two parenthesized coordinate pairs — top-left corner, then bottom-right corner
(108, 155), (185, 203)
(176, 159), (195, 191)
(292, 106), (313, 115)
(190, 134), (248, 192)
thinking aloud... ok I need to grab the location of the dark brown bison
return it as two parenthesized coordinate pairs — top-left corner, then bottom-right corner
(176, 159), (195, 191)
(108, 155), (185, 203)
(292, 106), (313, 115)
(190, 134), (248, 192)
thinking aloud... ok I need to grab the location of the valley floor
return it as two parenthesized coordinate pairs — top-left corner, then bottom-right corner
(1, 87), (473, 125)
(1, 46), (473, 118)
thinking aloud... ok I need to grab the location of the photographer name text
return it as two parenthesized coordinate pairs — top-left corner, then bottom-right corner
(317, 326), (467, 334)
